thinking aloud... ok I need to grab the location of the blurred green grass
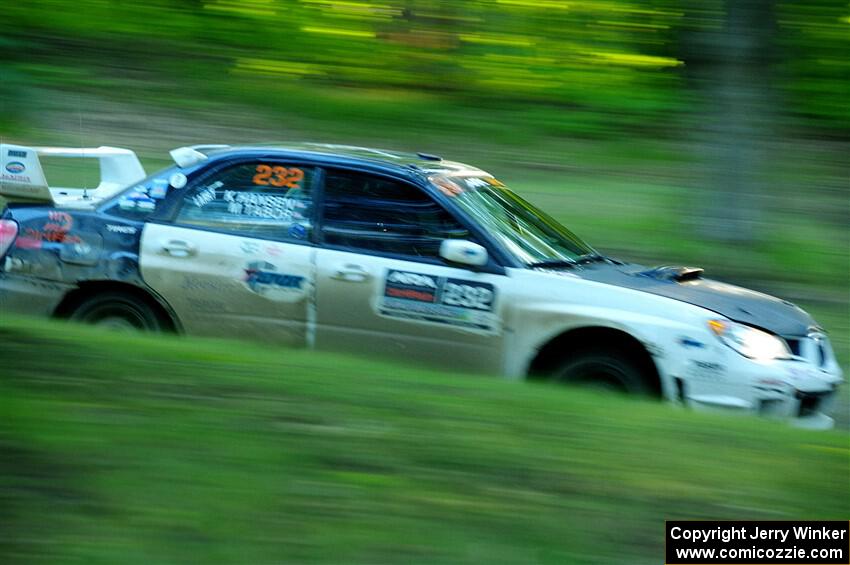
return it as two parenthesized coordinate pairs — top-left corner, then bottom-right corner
(1, 316), (848, 564)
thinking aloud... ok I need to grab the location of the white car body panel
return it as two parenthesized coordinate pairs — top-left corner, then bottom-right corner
(140, 223), (315, 347)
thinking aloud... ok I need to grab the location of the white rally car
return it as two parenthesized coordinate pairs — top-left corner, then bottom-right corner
(0, 142), (843, 428)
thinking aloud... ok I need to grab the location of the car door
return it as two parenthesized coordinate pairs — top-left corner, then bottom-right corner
(140, 159), (317, 346)
(314, 168), (506, 373)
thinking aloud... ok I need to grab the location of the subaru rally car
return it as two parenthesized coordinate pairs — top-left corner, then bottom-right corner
(0, 142), (843, 427)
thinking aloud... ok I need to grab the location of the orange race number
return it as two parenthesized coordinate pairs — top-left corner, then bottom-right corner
(253, 164), (304, 189)
(252, 164), (273, 185)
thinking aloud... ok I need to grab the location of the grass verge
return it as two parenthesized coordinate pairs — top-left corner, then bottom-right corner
(1, 317), (848, 564)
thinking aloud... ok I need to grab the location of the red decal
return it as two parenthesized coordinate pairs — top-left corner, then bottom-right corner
(14, 237), (42, 249)
(44, 212), (73, 233)
(386, 287), (436, 302)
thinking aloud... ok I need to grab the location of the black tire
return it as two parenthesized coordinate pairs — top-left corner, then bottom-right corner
(69, 291), (162, 332)
(552, 348), (650, 395)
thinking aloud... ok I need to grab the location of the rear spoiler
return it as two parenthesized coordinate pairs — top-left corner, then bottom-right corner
(0, 143), (146, 208)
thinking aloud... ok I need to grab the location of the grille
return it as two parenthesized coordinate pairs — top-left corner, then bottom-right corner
(796, 390), (831, 417)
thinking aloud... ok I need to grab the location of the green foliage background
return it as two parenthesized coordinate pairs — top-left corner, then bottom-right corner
(1, 0), (847, 134)
(0, 5), (847, 561)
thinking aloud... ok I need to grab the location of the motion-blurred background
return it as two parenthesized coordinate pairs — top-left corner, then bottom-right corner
(1, 1), (848, 563)
(2, 0), (846, 333)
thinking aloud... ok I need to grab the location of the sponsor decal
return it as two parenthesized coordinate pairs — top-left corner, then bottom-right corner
(687, 359), (726, 380)
(106, 224), (138, 235)
(240, 240), (260, 255)
(0, 173), (33, 184)
(264, 244), (283, 257)
(44, 211), (73, 233)
(150, 178), (170, 199)
(242, 260), (307, 302)
(289, 223), (307, 240)
(678, 337), (706, 349)
(180, 276), (229, 292)
(119, 191), (156, 212)
(16, 212), (81, 248)
(5, 161), (25, 174)
(7, 150), (26, 158)
(379, 269), (498, 333)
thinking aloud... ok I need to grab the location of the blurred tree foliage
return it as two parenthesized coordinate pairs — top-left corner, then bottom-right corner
(1, 0), (846, 135)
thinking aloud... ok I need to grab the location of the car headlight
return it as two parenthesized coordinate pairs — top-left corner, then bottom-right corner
(708, 320), (791, 361)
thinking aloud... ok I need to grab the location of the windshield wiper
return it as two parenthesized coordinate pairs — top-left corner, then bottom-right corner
(575, 253), (609, 265)
(528, 259), (578, 269)
(529, 254), (609, 270)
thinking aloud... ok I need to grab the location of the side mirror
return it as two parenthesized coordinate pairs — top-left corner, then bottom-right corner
(440, 239), (488, 267)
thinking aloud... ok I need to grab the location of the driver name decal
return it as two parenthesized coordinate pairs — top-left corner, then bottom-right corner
(379, 269), (499, 334)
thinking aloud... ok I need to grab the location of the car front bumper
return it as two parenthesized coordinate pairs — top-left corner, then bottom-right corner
(680, 355), (843, 430)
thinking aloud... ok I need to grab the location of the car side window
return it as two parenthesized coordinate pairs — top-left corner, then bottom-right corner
(175, 162), (314, 242)
(321, 169), (472, 259)
(102, 173), (173, 220)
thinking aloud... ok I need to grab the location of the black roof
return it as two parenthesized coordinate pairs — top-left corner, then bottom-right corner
(196, 143), (486, 180)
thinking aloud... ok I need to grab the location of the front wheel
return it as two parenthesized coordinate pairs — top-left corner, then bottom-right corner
(69, 292), (163, 332)
(552, 348), (650, 395)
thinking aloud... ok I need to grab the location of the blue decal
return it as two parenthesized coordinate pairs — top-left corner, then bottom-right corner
(5, 161), (25, 174)
(149, 178), (170, 199)
(7, 150), (27, 158)
(289, 224), (307, 239)
(679, 337), (706, 349)
(119, 191), (156, 211)
(243, 261), (304, 293)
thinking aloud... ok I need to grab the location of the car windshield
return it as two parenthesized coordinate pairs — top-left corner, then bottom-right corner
(430, 174), (594, 266)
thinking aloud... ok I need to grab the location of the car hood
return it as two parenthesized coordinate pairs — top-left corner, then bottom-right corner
(571, 263), (816, 336)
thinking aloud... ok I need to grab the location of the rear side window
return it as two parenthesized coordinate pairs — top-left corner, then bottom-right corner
(321, 169), (471, 259)
(175, 162), (314, 242)
(102, 172), (175, 220)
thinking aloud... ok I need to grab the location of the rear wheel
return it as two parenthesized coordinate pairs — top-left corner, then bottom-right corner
(69, 292), (162, 332)
(552, 348), (650, 395)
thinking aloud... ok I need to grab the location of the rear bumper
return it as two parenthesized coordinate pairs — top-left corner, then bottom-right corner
(0, 274), (72, 317)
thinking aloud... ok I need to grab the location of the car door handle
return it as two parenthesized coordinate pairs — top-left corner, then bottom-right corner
(331, 264), (371, 282)
(161, 239), (197, 258)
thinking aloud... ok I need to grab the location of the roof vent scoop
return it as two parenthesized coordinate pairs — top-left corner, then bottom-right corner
(417, 152), (442, 161)
(170, 144), (229, 168)
(640, 265), (704, 283)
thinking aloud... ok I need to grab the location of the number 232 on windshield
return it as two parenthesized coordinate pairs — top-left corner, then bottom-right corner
(252, 165), (304, 189)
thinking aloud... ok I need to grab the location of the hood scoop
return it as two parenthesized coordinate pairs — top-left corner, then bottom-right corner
(638, 265), (704, 283)
(573, 261), (816, 335)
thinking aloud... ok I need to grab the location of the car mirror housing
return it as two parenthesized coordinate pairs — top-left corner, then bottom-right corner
(440, 239), (488, 267)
